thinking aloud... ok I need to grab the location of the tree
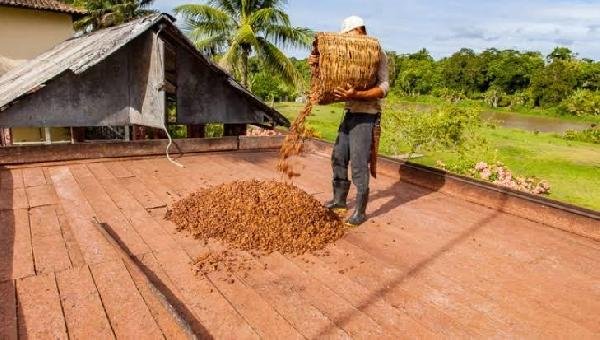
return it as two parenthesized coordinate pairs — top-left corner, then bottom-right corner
(485, 50), (544, 94)
(394, 49), (439, 95)
(248, 56), (296, 101)
(440, 48), (485, 96)
(530, 59), (579, 107)
(578, 60), (600, 91)
(69, 0), (156, 31)
(175, 0), (313, 88)
(547, 47), (576, 63)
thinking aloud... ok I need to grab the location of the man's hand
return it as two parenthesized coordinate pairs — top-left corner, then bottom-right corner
(308, 54), (319, 66)
(334, 83), (357, 101)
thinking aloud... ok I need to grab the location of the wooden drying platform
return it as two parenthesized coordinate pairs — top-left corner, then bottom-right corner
(0, 136), (598, 338)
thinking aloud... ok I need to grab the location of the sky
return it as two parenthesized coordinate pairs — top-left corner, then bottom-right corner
(154, 0), (600, 60)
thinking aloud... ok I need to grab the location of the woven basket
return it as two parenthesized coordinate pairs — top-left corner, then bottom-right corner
(310, 32), (382, 105)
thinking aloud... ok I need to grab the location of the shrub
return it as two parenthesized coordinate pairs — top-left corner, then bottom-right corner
(431, 88), (466, 103)
(558, 89), (600, 116)
(381, 105), (483, 159)
(205, 124), (224, 138)
(560, 127), (600, 144)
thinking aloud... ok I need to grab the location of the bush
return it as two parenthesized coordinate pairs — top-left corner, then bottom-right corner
(560, 127), (600, 144)
(205, 124), (224, 138)
(167, 125), (187, 139)
(558, 89), (600, 116)
(431, 88), (466, 103)
(381, 105), (483, 158)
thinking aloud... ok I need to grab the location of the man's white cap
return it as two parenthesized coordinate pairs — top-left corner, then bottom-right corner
(340, 16), (365, 33)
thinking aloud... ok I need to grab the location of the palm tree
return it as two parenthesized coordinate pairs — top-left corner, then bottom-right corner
(175, 0), (313, 88)
(70, 0), (157, 31)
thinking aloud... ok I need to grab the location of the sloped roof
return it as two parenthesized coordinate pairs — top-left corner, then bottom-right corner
(0, 0), (86, 16)
(0, 13), (289, 127)
(0, 56), (24, 76)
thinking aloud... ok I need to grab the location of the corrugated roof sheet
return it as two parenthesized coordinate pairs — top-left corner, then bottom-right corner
(0, 0), (86, 15)
(0, 13), (289, 126)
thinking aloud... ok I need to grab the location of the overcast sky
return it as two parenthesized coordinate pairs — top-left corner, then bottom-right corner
(154, 0), (600, 60)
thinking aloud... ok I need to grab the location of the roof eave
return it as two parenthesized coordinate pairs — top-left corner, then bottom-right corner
(0, 3), (87, 18)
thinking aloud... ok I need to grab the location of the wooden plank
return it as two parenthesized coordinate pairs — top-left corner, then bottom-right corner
(54, 204), (86, 268)
(137, 253), (213, 339)
(103, 161), (134, 179)
(117, 176), (166, 210)
(204, 266), (304, 340)
(89, 164), (179, 253)
(234, 254), (350, 339)
(152, 249), (259, 339)
(287, 252), (438, 337)
(21, 168), (46, 187)
(138, 158), (206, 197)
(69, 164), (151, 256)
(29, 205), (62, 237)
(48, 166), (118, 265)
(0, 209), (34, 281)
(0, 281), (17, 340)
(56, 266), (115, 339)
(342, 183), (600, 334)
(317, 240), (506, 337)
(337, 199), (599, 336)
(41, 167), (86, 268)
(0, 169), (23, 190)
(259, 252), (386, 338)
(94, 219), (199, 339)
(332, 239), (521, 335)
(25, 185), (57, 208)
(16, 273), (68, 339)
(123, 159), (182, 206)
(0, 188), (28, 210)
(30, 209), (71, 274)
(89, 260), (163, 339)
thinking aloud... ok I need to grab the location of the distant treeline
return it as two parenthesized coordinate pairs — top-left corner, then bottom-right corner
(389, 47), (599, 109)
(249, 46), (600, 116)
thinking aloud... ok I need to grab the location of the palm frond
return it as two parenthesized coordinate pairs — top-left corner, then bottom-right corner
(184, 17), (233, 37)
(175, 4), (232, 26)
(262, 25), (313, 49)
(208, 0), (239, 17)
(191, 34), (229, 56)
(257, 0), (285, 10)
(253, 37), (301, 87)
(249, 7), (289, 28)
(220, 40), (242, 75)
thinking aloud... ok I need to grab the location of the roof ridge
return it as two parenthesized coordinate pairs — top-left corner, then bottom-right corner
(0, 0), (87, 15)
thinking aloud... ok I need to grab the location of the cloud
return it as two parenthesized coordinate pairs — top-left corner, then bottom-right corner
(434, 27), (500, 42)
(152, 0), (600, 60)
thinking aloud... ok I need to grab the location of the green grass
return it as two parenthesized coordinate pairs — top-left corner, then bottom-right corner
(276, 101), (600, 211)
(386, 94), (600, 124)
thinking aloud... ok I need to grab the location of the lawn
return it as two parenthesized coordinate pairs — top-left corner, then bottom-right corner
(386, 94), (600, 124)
(275, 101), (600, 211)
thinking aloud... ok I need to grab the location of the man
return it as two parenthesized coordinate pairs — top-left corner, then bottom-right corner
(311, 16), (389, 226)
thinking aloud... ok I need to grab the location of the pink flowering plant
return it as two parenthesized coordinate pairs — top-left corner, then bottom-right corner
(439, 160), (551, 195)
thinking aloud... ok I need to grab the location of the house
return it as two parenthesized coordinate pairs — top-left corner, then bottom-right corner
(0, 13), (288, 147)
(0, 0), (86, 145)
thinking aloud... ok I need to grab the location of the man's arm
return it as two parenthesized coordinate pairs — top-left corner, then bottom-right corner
(334, 85), (385, 101)
(334, 46), (390, 101)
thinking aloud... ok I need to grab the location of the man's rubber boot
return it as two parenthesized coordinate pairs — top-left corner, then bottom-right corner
(346, 190), (369, 227)
(324, 180), (351, 210)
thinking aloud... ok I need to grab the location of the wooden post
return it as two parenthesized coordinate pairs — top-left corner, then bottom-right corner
(72, 127), (86, 143)
(223, 124), (247, 137)
(0, 128), (11, 146)
(187, 124), (205, 138)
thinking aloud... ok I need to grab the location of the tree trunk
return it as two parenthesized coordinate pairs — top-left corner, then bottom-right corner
(241, 47), (250, 88)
